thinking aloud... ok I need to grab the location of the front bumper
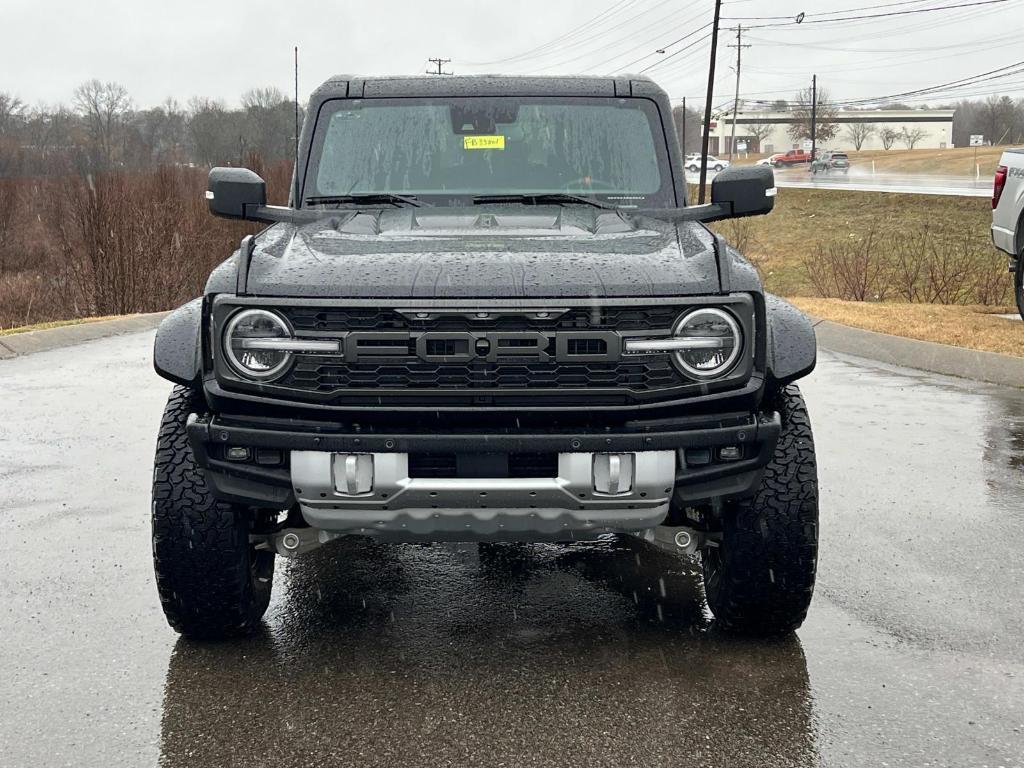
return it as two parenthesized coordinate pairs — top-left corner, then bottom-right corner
(186, 410), (781, 540)
(992, 223), (1015, 255)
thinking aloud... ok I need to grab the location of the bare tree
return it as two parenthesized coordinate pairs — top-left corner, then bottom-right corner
(787, 86), (839, 143)
(844, 122), (876, 151)
(73, 80), (132, 168)
(187, 97), (246, 166)
(240, 87), (297, 164)
(0, 179), (17, 272)
(747, 121), (775, 152)
(900, 126), (928, 149)
(977, 94), (1018, 145)
(0, 92), (26, 135)
(880, 128), (900, 150)
(671, 103), (702, 154)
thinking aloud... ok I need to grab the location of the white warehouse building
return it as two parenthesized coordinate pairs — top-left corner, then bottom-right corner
(708, 108), (955, 155)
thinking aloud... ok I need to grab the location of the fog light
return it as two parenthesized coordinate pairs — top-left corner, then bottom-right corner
(684, 448), (712, 467)
(593, 453), (634, 495)
(333, 453), (374, 495)
(225, 446), (250, 461)
(718, 446), (742, 461)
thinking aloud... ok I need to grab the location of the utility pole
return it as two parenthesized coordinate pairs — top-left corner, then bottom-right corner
(427, 57), (452, 76)
(699, 0), (723, 204)
(727, 24), (750, 163)
(810, 74), (817, 163)
(681, 96), (687, 154)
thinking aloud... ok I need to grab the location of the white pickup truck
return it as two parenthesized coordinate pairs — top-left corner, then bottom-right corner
(991, 149), (1024, 318)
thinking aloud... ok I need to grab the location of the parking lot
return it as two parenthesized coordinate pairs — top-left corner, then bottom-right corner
(2, 330), (1022, 767)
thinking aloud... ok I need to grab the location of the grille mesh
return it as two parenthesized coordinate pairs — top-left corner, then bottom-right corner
(273, 305), (687, 398)
(282, 359), (679, 391)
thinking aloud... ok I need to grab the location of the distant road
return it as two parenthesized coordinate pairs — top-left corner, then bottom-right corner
(686, 168), (992, 198)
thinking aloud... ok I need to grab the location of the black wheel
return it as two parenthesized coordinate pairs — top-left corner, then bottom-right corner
(688, 164), (699, 172)
(702, 384), (818, 636)
(152, 385), (275, 639)
(773, 161), (783, 168)
(714, 164), (723, 172)
(1015, 259), (1024, 320)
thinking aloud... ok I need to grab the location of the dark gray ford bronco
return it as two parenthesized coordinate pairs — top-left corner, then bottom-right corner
(151, 74), (818, 639)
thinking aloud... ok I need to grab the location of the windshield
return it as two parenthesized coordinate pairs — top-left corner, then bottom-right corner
(304, 96), (674, 208)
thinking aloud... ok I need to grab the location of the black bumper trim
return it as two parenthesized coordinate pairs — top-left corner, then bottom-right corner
(186, 411), (781, 509)
(189, 412), (777, 455)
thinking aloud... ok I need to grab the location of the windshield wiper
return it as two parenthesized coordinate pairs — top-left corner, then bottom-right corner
(304, 193), (425, 208)
(472, 193), (616, 210)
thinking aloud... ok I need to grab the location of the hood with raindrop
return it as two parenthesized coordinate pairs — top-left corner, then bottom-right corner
(207, 206), (727, 299)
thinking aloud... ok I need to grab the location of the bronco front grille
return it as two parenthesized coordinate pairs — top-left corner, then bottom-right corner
(274, 305), (685, 395)
(212, 298), (757, 409)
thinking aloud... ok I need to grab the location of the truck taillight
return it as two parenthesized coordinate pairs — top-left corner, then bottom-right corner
(993, 165), (1008, 209)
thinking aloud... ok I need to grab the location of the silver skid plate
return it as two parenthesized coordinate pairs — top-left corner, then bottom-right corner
(290, 450), (675, 541)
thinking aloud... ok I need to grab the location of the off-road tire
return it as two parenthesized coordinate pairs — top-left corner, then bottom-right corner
(1015, 258), (1023, 320)
(152, 385), (275, 639)
(702, 384), (818, 635)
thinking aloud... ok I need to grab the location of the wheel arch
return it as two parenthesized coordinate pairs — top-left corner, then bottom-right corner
(153, 297), (204, 387)
(763, 293), (816, 386)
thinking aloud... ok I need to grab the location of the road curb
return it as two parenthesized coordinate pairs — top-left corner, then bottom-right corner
(813, 318), (1024, 388)
(0, 312), (168, 360)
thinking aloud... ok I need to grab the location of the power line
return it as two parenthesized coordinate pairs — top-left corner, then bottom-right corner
(725, 0), (1010, 29)
(461, 0), (645, 66)
(725, 0), (936, 21)
(637, 28), (713, 73)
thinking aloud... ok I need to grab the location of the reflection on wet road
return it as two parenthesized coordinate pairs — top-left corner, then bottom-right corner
(1, 332), (1022, 767)
(686, 168), (991, 197)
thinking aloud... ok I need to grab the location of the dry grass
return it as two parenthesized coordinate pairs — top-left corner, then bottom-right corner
(846, 146), (1007, 177)
(0, 315), (124, 336)
(708, 188), (992, 296)
(734, 146), (1010, 177)
(790, 297), (1024, 357)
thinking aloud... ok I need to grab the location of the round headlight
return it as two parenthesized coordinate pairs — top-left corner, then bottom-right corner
(223, 309), (293, 380)
(671, 308), (742, 379)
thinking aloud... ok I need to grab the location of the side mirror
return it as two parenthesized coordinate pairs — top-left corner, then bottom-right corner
(710, 165), (776, 219)
(206, 167), (266, 220)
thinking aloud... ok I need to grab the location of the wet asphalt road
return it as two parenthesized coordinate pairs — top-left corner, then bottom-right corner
(1, 331), (1023, 767)
(686, 168), (991, 197)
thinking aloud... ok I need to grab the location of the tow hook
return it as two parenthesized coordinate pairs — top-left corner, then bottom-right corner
(251, 527), (340, 558)
(641, 525), (718, 556)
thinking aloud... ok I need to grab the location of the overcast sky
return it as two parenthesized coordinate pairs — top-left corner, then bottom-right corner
(3, 0), (1022, 110)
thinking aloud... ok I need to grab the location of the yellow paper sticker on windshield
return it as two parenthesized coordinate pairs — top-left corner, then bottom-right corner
(463, 135), (505, 150)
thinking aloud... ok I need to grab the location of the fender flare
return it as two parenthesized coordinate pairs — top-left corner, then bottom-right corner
(153, 297), (204, 387)
(763, 294), (816, 385)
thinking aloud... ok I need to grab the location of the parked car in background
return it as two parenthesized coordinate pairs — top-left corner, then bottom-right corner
(769, 149), (812, 167)
(810, 151), (850, 174)
(991, 150), (1024, 318)
(685, 153), (729, 172)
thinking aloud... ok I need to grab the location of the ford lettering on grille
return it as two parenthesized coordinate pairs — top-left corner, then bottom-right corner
(340, 331), (623, 364)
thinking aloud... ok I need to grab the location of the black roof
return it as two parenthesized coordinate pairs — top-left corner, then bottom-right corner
(310, 74), (666, 101)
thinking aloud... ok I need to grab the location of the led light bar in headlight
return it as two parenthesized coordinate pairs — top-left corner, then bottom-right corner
(223, 309), (339, 381)
(624, 307), (742, 380)
(223, 309), (295, 379)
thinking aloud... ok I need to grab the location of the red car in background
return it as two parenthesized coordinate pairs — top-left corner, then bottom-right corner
(769, 149), (813, 167)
